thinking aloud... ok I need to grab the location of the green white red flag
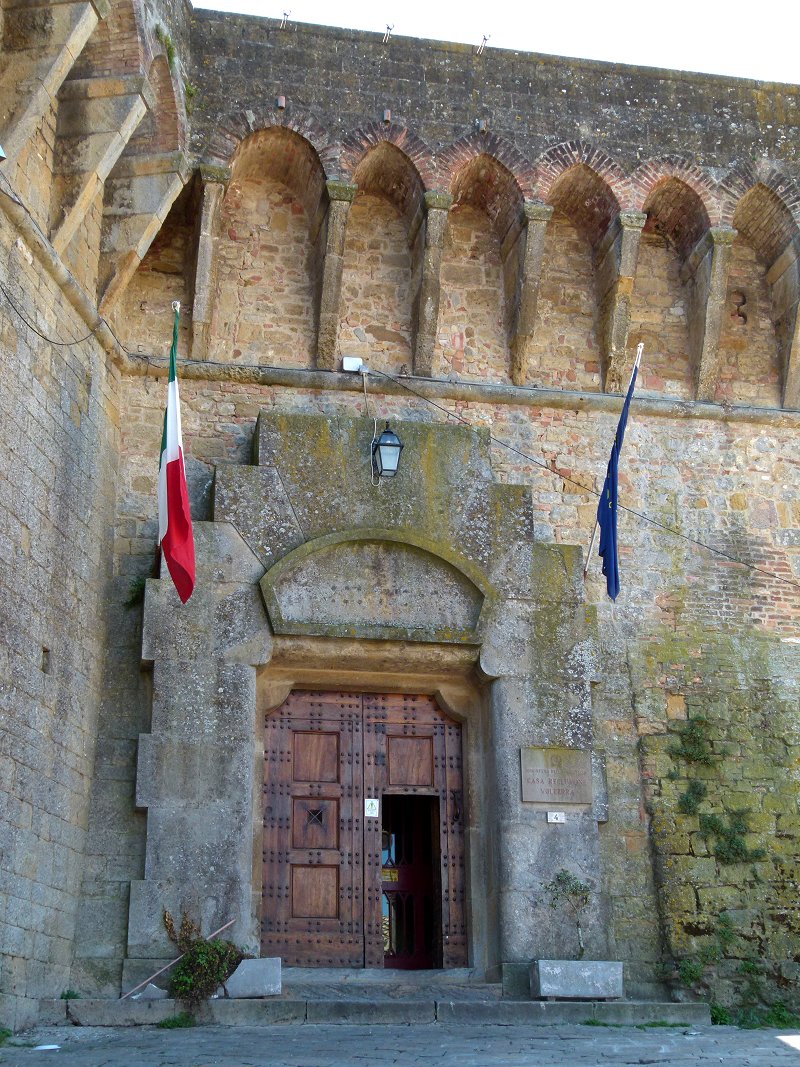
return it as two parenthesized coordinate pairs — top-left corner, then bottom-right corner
(157, 303), (195, 603)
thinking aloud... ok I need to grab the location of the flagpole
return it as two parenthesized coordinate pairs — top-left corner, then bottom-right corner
(582, 343), (644, 581)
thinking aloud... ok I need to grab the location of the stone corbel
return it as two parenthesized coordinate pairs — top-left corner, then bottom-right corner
(508, 202), (553, 386)
(98, 151), (189, 314)
(413, 191), (452, 378)
(0, 1), (109, 165)
(596, 211), (646, 393)
(190, 166), (230, 360)
(49, 75), (153, 256)
(682, 227), (736, 402)
(315, 180), (358, 370)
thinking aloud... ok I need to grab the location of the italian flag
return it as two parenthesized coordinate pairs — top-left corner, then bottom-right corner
(157, 304), (195, 603)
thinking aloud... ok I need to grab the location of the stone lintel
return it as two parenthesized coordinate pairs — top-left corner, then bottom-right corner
(326, 179), (358, 203)
(425, 190), (453, 212)
(197, 162), (232, 186)
(105, 150), (189, 181)
(57, 74), (153, 106)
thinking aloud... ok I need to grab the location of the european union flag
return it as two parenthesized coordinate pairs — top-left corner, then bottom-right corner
(597, 356), (640, 600)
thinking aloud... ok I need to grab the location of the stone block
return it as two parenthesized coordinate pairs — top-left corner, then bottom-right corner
(306, 1000), (434, 1024)
(132, 983), (168, 1000)
(219, 958), (281, 998)
(531, 960), (623, 999)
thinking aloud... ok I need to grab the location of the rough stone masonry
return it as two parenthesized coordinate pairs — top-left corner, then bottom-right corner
(0, 0), (799, 1032)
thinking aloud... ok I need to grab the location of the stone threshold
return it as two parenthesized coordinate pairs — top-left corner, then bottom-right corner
(40, 998), (710, 1027)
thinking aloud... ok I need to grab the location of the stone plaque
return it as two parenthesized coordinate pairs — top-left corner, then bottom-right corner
(520, 747), (592, 805)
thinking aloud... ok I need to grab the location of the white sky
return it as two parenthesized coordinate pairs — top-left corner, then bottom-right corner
(191, 0), (799, 86)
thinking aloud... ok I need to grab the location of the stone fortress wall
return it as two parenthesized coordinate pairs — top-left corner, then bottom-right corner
(1, 0), (799, 1029)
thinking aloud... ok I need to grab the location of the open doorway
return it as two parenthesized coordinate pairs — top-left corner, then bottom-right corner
(381, 795), (441, 969)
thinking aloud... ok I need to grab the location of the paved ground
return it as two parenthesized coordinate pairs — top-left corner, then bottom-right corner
(2, 1022), (800, 1066)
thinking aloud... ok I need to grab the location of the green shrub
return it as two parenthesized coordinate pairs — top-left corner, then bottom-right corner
(677, 958), (704, 987)
(163, 911), (246, 1009)
(710, 1003), (731, 1025)
(677, 779), (707, 815)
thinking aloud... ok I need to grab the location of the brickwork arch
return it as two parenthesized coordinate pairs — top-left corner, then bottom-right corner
(725, 175), (800, 266)
(543, 161), (621, 247)
(640, 175), (711, 261)
(447, 151), (525, 245)
(536, 142), (628, 213)
(630, 157), (719, 229)
(340, 123), (437, 192)
(718, 163), (800, 232)
(71, 0), (145, 78)
(349, 138), (426, 230)
(438, 132), (536, 203)
(229, 126), (327, 225)
(207, 112), (335, 179)
(131, 55), (183, 155)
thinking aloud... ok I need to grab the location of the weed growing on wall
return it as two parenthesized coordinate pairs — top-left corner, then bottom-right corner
(164, 912), (246, 1010)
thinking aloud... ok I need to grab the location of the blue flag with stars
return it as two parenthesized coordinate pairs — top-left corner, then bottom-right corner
(597, 358), (639, 600)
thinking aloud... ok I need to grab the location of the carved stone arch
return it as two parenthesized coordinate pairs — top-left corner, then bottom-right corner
(259, 529), (489, 643)
(630, 157), (720, 230)
(535, 141), (629, 221)
(340, 123), (437, 191)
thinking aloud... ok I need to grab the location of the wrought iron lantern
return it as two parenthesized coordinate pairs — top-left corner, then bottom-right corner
(371, 423), (404, 479)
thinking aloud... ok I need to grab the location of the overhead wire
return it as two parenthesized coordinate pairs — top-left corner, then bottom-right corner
(1, 241), (797, 593)
(366, 367), (800, 594)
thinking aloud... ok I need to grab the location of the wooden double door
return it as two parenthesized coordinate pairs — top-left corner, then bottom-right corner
(261, 690), (467, 968)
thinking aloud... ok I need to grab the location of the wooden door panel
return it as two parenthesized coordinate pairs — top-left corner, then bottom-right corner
(388, 735), (434, 786)
(262, 691), (363, 965)
(263, 690), (466, 968)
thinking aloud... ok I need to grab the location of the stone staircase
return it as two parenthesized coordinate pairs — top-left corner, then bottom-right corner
(39, 967), (710, 1027)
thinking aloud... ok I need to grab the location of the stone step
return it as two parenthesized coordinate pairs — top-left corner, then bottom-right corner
(280, 966), (502, 1002)
(41, 997), (710, 1028)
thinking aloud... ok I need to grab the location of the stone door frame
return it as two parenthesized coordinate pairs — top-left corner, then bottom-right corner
(252, 635), (493, 975)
